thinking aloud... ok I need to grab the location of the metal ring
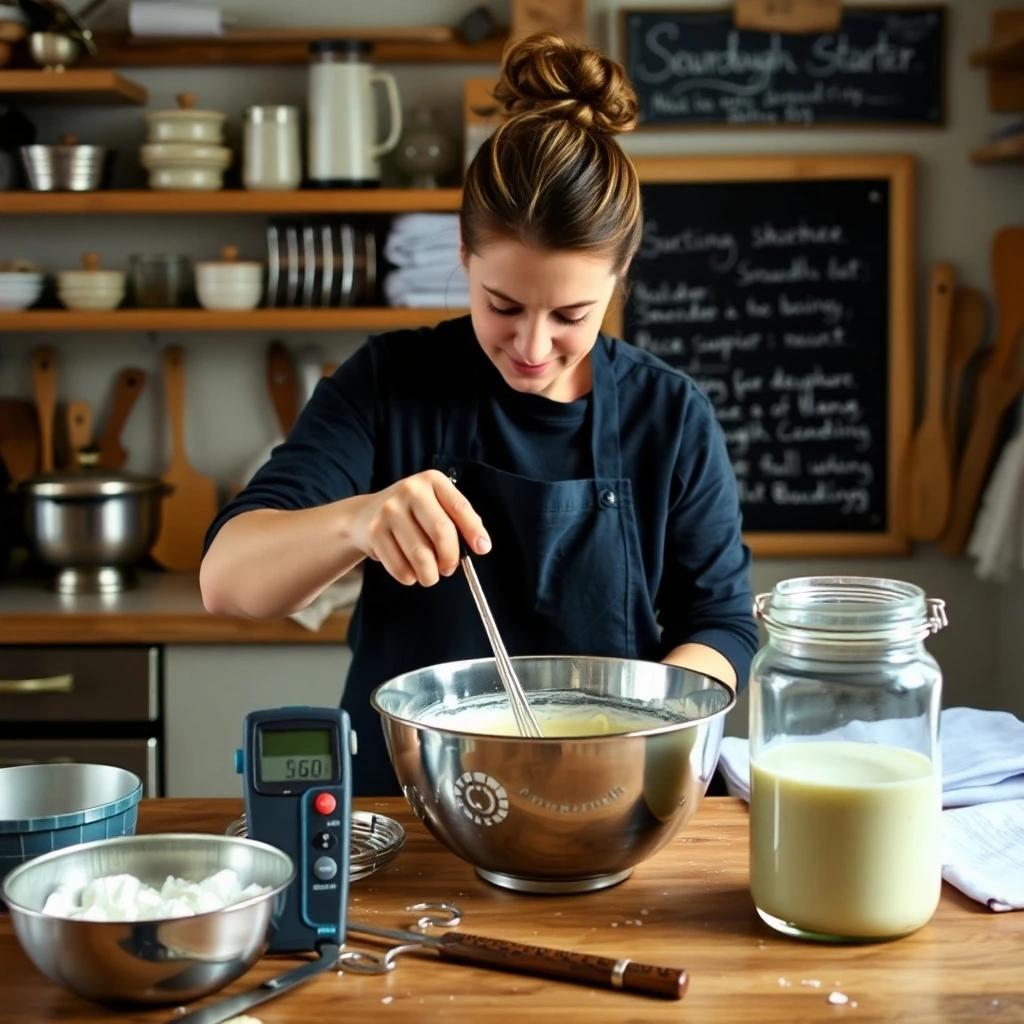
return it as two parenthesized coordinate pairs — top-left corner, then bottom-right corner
(610, 958), (631, 989)
(406, 902), (462, 931)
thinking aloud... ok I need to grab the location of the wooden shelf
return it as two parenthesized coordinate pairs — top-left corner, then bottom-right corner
(0, 189), (463, 215)
(79, 30), (506, 67)
(0, 308), (464, 332)
(971, 133), (1024, 164)
(0, 69), (148, 105)
(971, 15), (1024, 69)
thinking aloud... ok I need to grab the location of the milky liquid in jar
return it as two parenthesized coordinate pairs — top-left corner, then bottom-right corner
(749, 741), (941, 941)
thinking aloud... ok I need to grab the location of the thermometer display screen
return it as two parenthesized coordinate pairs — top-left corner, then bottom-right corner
(259, 728), (335, 783)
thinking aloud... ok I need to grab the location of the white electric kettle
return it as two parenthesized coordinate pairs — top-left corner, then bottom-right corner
(307, 40), (402, 187)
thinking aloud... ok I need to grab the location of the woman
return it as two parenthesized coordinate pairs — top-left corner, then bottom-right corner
(201, 32), (758, 795)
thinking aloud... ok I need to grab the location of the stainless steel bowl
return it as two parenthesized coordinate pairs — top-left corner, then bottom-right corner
(19, 142), (114, 192)
(18, 464), (171, 594)
(372, 655), (734, 893)
(1, 833), (295, 1006)
(28, 31), (79, 70)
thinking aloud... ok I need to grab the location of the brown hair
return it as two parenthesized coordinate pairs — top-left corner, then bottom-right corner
(460, 32), (642, 275)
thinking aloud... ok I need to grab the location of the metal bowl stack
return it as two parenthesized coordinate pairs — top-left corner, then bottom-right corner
(372, 655), (735, 894)
(20, 134), (114, 192)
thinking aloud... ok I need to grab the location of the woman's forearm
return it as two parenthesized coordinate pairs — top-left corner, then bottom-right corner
(200, 499), (372, 619)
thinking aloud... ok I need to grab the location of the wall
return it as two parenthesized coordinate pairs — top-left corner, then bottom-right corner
(1, 0), (1021, 723)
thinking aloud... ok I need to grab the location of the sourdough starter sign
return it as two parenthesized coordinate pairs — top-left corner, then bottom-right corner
(622, 7), (945, 128)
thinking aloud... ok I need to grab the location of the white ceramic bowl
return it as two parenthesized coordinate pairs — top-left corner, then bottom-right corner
(196, 277), (264, 311)
(58, 287), (125, 311)
(140, 143), (232, 192)
(57, 269), (125, 292)
(194, 263), (262, 287)
(144, 114), (225, 145)
(0, 272), (44, 310)
(144, 165), (229, 191)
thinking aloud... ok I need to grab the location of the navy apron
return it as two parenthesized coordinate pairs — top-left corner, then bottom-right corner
(342, 338), (662, 795)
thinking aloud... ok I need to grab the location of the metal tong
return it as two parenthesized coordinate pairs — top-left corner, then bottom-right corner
(341, 902), (689, 1000)
(459, 539), (543, 738)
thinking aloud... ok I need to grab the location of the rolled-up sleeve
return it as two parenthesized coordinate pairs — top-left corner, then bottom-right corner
(656, 390), (758, 689)
(203, 339), (379, 553)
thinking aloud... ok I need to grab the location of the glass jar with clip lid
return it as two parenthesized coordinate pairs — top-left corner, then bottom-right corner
(748, 576), (947, 943)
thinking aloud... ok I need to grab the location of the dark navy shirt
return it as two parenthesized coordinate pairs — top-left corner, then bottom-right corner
(206, 316), (758, 687)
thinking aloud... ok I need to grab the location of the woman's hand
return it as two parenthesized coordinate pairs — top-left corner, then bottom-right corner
(348, 470), (491, 587)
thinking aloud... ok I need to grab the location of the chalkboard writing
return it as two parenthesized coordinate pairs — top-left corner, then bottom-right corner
(622, 7), (945, 127)
(624, 178), (892, 536)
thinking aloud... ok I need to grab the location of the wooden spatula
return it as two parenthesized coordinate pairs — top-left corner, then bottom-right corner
(907, 263), (956, 541)
(989, 227), (1024, 378)
(150, 346), (219, 572)
(31, 347), (57, 474)
(945, 287), (987, 455)
(97, 367), (147, 469)
(267, 341), (297, 437)
(65, 401), (92, 463)
(940, 327), (1024, 557)
(0, 400), (40, 484)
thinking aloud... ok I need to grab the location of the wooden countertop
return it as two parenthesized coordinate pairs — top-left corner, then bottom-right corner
(3, 797), (1022, 1023)
(0, 573), (352, 645)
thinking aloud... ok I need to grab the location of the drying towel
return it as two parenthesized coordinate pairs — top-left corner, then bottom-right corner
(385, 214), (461, 268)
(941, 800), (1024, 911)
(967, 421), (1024, 583)
(717, 707), (1024, 911)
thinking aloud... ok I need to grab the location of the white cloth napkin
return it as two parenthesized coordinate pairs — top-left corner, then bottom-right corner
(288, 572), (362, 632)
(717, 707), (1024, 910)
(941, 800), (1024, 911)
(129, 1), (225, 37)
(385, 214), (461, 268)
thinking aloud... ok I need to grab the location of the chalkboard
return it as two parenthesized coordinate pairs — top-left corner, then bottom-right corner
(608, 156), (914, 556)
(621, 6), (945, 128)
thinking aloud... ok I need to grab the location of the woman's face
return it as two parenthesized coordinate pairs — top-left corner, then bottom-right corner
(462, 237), (619, 402)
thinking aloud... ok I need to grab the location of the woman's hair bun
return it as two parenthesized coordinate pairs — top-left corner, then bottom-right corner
(494, 31), (638, 136)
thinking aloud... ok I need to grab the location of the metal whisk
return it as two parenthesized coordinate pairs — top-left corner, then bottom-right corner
(460, 545), (543, 739)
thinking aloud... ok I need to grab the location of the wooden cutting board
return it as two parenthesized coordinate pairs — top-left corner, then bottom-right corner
(941, 327), (1024, 556)
(907, 263), (956, 541)
(0, 399), (40, 484)
(150, 346), (219, 572)
(97, 367), (147, 469)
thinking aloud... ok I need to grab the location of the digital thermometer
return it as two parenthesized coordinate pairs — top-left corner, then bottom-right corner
(236, 706), (355, 954)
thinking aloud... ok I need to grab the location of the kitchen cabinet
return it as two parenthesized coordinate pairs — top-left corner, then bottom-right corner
(163, 643), (351, 797)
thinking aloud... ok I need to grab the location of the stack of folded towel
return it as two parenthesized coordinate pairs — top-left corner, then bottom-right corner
(718, 707), (1024, 911)
(384, 214), (469, 308)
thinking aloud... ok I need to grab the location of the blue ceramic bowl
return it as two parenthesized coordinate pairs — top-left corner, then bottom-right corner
(0, 763), (143, 887)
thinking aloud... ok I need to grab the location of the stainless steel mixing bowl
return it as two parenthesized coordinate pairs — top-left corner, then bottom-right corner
(372, 655), (735, 894)
(1, 833), (295, 1006)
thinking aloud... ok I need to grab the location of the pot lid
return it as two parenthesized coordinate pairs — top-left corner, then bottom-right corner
(18, 449), (170, 498)
(144, 92), (226, 123)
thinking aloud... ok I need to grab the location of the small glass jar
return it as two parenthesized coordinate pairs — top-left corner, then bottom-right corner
(749, 576), (946, 943)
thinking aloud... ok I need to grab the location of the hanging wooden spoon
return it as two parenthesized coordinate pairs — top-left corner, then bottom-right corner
(941, 326), (1024, 556)
(907, 263), (956, 541)
(65, 401), (92, 463)
(150, 346), (219, 572)
(945, 287), (987, 456)
(0, 400), (40, 484)
(31, 347), (57, 474)
(97, 367), (147, 470)
(989, 227), (1024, 379)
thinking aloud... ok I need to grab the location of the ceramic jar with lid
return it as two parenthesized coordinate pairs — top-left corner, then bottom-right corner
(140, 93), (232, 191)
(57, 252), (126, 311)
(195, 244), (264, 310)
(243, 105), (302, 190)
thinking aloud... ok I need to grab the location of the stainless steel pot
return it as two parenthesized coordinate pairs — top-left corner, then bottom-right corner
(17, 455), (171, 594)
(372, 655), (735, 894)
